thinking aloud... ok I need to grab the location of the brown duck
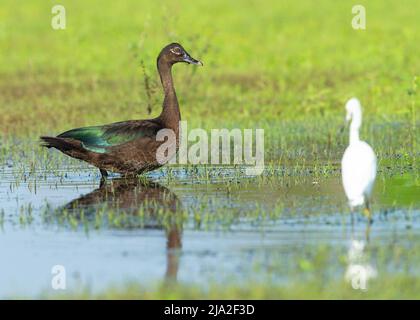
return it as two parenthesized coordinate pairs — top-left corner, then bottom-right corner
(41, 43), (202, 178)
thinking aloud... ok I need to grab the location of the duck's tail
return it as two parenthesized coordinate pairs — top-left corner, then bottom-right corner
(40, 136), (77, 151)
(40, 136), (91, 161)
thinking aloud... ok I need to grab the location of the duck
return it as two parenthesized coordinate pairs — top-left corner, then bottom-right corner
(341, 98), (377, 220)
(41, 43), (202, 178)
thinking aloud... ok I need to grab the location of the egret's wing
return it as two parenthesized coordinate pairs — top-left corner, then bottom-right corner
(341, 142), (377, 204)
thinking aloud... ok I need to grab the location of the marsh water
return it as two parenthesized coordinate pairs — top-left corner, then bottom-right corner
(0, 162), (418, 298)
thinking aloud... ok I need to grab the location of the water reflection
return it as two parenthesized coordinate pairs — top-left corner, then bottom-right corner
(344, 238), (377, 291)
(64, 178), (182, 283)
(345, 219), (377, 291)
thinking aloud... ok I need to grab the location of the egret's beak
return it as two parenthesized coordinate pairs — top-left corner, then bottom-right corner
(338, 114), (350, 134)
(345, 111), (352, 122)
(183, 53), (203, 66)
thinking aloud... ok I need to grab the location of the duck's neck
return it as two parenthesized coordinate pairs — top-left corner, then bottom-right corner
(158, 59), (180, 131)
(349, 110), (362, 145)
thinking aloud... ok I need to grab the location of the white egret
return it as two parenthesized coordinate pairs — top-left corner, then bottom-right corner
(341, 98), (377, 220)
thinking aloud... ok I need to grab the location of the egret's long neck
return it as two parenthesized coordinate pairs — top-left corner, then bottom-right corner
(349, 109), (362, 144)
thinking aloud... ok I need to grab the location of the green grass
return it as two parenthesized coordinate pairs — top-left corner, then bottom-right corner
(0, 0), (418, 137)
(0, 0), (418, 173)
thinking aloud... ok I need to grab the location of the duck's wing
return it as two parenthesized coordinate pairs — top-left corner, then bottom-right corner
(57, 119), (162, 153)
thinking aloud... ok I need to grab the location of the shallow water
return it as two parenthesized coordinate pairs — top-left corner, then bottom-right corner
(0, 165), (418, 298)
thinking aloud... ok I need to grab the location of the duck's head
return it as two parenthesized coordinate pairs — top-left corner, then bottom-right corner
(158, 43), (203, 66)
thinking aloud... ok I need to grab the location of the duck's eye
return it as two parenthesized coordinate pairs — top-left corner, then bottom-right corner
(170, 47), (182, 55)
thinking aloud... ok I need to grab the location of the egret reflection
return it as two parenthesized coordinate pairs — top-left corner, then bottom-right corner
(345, 239), (377, 291)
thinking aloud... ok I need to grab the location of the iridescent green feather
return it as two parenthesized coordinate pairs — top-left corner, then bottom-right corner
(58, 125), (146, 153)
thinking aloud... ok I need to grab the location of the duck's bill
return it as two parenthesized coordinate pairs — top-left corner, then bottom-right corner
(183, 54), (203, 66)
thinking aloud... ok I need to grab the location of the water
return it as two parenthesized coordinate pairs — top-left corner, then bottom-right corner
(0, 165), (418, 298)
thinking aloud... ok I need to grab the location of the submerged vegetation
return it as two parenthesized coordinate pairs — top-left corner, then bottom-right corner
(0, 0), (419, 299)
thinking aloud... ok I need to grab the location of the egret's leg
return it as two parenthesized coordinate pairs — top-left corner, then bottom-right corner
(363, 199), (372, 223)
(350, 206), (355, 238)
(365, 220), (371, 243)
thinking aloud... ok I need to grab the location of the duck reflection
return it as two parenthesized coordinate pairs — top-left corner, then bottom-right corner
(63, 177), (182, 283)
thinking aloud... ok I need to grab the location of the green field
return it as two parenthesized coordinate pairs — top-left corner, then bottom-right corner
(0, 0), (419, 299)
(0, 0), (418, 134)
